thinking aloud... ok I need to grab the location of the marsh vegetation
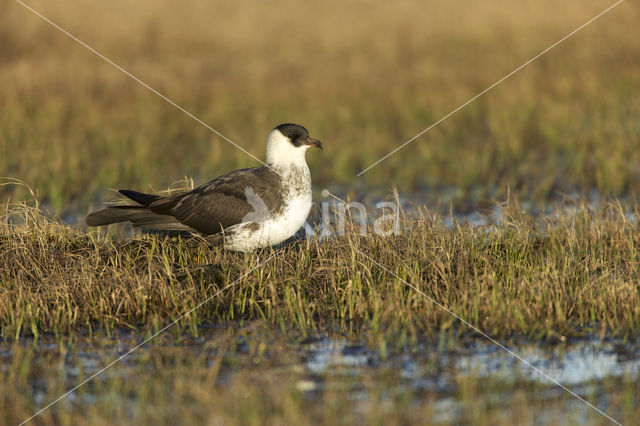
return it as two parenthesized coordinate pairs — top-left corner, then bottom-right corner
(2, 0), (640, 424)
(1, 0), (639, 212)
(2, 201), (640, 424)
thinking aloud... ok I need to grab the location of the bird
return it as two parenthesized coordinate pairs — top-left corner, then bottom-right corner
(85, 123), (322, 252)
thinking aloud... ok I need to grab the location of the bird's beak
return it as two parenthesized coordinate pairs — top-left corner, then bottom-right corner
(305, 137), (323, 149)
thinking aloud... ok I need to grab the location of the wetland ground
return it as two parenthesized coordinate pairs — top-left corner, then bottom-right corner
(2, 0), (640, 424)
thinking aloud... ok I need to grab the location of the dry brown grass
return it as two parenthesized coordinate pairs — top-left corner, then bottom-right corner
(2, 199), (640, 341)
(2, 4), (640, 422)
(1, 0), (639, 211)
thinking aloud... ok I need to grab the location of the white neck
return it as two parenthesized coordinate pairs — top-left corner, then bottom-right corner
(265, 129), (310, 169)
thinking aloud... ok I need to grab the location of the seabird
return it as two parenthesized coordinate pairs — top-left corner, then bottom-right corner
(85, 123), (322, 252)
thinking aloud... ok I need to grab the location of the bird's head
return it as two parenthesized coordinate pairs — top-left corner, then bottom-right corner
(266, 123), (322, 167)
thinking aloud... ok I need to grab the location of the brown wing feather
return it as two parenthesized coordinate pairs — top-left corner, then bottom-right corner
(151, 166), (283, 235)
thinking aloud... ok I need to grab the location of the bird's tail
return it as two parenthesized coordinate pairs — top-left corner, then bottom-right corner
(118, 189), (161, 206)
(85, 190), (193, 231)
(86, 206), (154, 226)
(85, 206), (194, 231)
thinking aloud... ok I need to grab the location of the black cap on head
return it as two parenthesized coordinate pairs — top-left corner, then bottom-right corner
(274, 123), (310, 147)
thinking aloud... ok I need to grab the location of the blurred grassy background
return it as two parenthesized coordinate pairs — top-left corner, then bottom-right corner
(1, 0), (639, 214)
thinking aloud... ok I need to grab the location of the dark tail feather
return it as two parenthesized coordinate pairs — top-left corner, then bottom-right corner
(85, 206), (194, 231)
(119, 190), (162, 206)
(86, 206), (153, 226)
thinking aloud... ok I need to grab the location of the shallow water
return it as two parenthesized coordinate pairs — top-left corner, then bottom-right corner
(297, 335), (639, 422)
(6, 326), (638, 423)
(300, 337), (640, 387)
(8, 193), (640, 423)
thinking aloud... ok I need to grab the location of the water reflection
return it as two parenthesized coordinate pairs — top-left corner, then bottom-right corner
(5, 330), (638, 422)
(298, 336), (640, 390)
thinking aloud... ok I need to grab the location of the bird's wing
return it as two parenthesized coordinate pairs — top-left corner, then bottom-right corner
(150, 166), (283, 235)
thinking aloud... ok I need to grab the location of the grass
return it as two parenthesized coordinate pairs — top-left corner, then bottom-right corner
(1, 0), (639, 212)
(2, 199), (639, 341)
(2, 1), (640, 423)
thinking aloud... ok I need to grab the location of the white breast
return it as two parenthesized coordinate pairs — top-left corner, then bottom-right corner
(223, 165), (312, 252)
